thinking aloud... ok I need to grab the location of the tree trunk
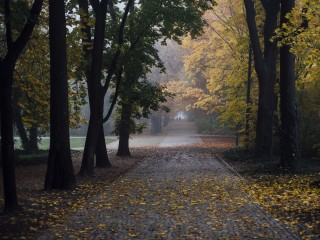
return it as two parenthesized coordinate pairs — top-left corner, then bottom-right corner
(14, 107), (39, 152)
(151, 114), (162, 135)
(0, 65), (19, 212)
(244, 0), (280, 156)
(79, 0), (108, 176)
(0, 0), (44, 212)
(79, 117), (99, 176)
(96, 124), (112, 167)
(13, 106), (30, 151)
(235, 131), (239, 147)
(163, 115), (169, 127)
(44, 0), (76, 190)
(28, 126), (38, 151)
(78, 0), (112, 170)
(117, 103), (132, 156)
(279, 0), (300, 172)
(255, 74), (277, 155)
(245, 44), (252, 149)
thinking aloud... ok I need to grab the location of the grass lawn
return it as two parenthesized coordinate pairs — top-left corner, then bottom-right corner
(14, 137), (116, 150)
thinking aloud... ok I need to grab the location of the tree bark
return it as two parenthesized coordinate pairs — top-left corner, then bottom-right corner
(44, 0), (76, 190)
(79, 113), (101, 176)
(96, 124), (111, 167)
(0, 0), (43, 212)
(244, 0), (280, 155)
(79, 0), (108, 176)
(29, 126), (38, 151)
(0, 64), (19, 212)
(117, 103), (132, 156)
(279, 0), (300, 172)
(78, 0), (112, 169)
(245, 43), (253, 149)
(79, 0), (133, 175)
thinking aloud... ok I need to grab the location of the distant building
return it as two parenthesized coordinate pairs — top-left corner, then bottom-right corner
(174, 111), (187, 120)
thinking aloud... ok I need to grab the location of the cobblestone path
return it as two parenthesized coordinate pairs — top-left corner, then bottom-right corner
(38, 121), (299, 239)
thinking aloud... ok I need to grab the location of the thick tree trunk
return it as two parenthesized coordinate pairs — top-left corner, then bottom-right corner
(279, 0), (300, 172)
(256, 2), (279, 155)
(96, 124), (111, 167)
(244, 0), (280, 156)
(29, 126), (38, 151)
(44, 0), (76, 190)
(255, 74), (277, 155)
(117, 104), (132, 156)
(79, 113), (101, 177)
(0, 66), (19, 212)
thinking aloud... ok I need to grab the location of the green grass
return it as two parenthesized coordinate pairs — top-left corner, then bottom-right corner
(14, 137), (116, 150)
(15, 150), (49, 165)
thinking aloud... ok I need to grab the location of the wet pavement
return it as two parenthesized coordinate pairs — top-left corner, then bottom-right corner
(37, 121), (299, 239)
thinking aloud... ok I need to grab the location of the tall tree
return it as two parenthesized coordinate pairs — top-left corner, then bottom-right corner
(44, 0), (76, 190)
(181, 0), (254, 137)
(116, 80), (169, 156)
(0, 0), (43, 213)
(79, 0), (134, 176)
(244, 0), (280, 155)
(279, 0), (300, 172)
(79, 0), (210, 176)
(77, 0), (112, 169)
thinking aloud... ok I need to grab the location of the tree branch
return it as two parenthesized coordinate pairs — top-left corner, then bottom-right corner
(8, 0), (44, 63)
(103, 66), (123, 123)
(4, 0), (13, 50)
(243, 0), (265, 77)
(103, 0), (134, 94)
(108, 0), (117, 21)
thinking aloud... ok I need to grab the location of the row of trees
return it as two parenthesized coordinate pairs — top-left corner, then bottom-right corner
(171, 0), (318, 170)
(0, 0), (213, 212)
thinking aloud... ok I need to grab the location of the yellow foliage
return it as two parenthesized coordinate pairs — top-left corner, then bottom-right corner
(182, 0), (258, 134)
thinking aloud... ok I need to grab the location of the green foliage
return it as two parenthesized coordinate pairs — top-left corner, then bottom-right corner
(114, 80), (171, 136)
(111, 0), (208, 137)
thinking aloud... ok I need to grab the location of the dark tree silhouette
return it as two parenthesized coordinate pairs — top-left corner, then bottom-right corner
(77, 0), (112, 169)
(44, 0), (76, 190)
(117, 103), (133, 156)
(0, 0), (43, 213)
(279, 0), (300, 172)
(244, 0), (280, 155)
(79, 0), (133, 176)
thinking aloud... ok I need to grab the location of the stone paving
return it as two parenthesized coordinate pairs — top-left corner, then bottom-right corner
(37, 121), (299, 239)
